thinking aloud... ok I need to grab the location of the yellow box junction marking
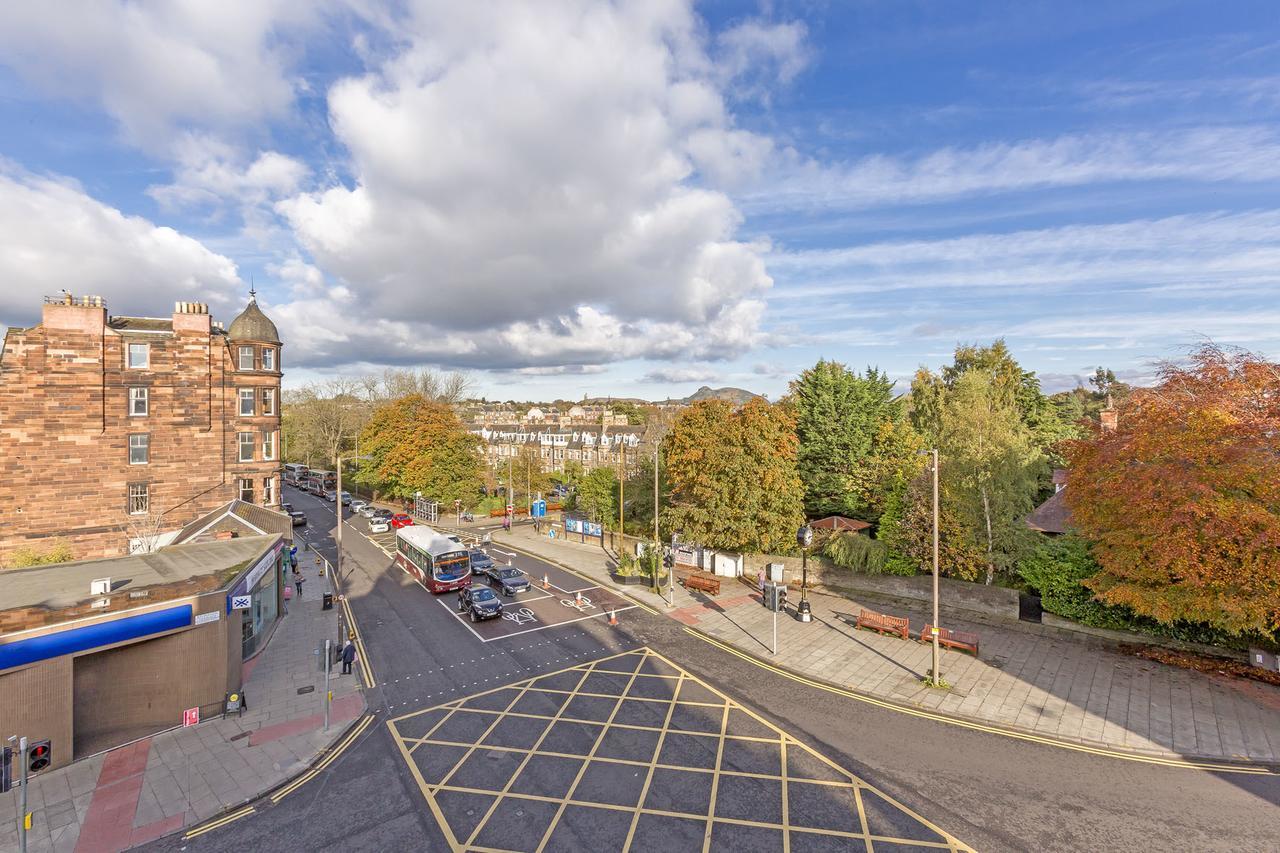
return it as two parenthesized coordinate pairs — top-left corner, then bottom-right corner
(387, 647), (974, 853)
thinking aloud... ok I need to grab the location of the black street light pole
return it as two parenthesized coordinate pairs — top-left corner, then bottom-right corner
(796, 524), (813, 622)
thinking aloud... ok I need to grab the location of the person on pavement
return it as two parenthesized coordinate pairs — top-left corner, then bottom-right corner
(341, 638), (356, 675)
(293, 567), (304, 599)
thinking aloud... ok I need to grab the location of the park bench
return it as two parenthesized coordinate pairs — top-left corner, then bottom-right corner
(855, 609), (910, 640)
(919, 624), (980, 656)
(682, 572), (721, 596)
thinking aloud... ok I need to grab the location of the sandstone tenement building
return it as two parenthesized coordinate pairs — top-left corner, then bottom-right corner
(0, 293), (284, 563)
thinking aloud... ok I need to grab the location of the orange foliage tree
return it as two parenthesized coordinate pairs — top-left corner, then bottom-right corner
(1064, 345), (1280, 637)
(356, 394), (483, 505)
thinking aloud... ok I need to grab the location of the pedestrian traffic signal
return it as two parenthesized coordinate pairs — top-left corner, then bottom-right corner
(28, 740), (51, 773)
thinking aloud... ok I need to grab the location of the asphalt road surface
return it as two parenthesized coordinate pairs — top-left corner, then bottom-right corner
(140, 486), (1280, 852)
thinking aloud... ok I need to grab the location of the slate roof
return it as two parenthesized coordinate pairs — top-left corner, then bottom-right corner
(809, 515), (872, 532)
(171, 500), (293, 545)
(227, 298), (281, 343)
(108, 317), (174, 333)
(1025, 489), (1072, 535)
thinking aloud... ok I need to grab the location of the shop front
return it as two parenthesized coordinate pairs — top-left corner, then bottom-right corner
(229, 540), (285, 658)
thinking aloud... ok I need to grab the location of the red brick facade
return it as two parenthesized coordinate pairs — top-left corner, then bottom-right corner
(0, 296), (283, 563)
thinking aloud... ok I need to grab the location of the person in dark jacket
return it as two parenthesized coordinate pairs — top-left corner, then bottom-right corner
(341, 639), (356, 675)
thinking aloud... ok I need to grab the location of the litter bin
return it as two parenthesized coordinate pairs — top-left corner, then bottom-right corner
(322, 592), (334, 611)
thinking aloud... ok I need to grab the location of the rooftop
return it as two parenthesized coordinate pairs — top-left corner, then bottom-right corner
(0, 534), (278, 614)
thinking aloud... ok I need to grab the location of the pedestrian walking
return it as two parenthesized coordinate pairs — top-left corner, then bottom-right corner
(341, 638), (357, 675)
(293, 568), (304, 599)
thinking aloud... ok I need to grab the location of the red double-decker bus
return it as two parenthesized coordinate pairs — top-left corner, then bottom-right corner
(395, 525), (472, 593)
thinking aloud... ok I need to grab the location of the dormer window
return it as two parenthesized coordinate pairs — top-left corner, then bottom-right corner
(238, 346), (255, 370)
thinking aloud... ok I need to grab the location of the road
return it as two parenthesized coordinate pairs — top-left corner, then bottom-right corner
(140, 486), (1280, 852)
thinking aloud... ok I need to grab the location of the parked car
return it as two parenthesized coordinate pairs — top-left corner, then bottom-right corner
(358, 504), (378, 518)
(350, 499), (368, 513)
(289, 511), (307, 527)
(339, 491), (353, 506)
(390, 513), (414, 529)
(486, 566), (530, 597)
(281, 502), (294, 514)
(323, 489), (337, 502)
(469, 549), (494, 573)
(457, 585), (503, 622)
(369, 518), (391, 534)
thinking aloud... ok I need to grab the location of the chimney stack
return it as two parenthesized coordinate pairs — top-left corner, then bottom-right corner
(172, 300), (211, 334)
(42, 293), (106, 332)
(1100, 393), (1118, 433)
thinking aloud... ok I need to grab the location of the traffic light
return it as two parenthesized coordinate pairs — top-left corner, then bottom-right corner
(27, 740), (51, 773)
(764, 583), (787, 612)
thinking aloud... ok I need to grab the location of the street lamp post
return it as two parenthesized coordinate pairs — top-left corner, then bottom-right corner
(335, 453), (371, 592)
(918, 448), (942, 686)
(796, 524), (813, 622)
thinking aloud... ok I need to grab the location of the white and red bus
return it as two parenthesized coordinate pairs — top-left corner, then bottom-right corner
(396, 525), (472, 593)
(283, 463), (309, 485)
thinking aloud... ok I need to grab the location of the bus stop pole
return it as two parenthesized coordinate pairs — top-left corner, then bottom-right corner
(323, 639), (331, 732)
(18, 736), (28, 853)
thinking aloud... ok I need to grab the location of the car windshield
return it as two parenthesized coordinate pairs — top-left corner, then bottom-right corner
(496, 568), (522, 579)
(471, 588), (497, 602)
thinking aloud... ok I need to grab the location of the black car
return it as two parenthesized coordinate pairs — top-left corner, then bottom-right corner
(371, 508), (394, 521)
(486, 566), (530, 597)
(288, 511), (307, 527)
(281, 502), (294, 514)
(469, 549), (494, 573)
(458, 586), (503, 622)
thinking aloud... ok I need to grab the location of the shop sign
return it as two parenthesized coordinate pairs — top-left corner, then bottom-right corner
(194, 610), (220, 626)
(229, 595), (252, 610)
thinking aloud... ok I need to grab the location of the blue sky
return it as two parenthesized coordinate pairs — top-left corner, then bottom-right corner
(1, 1), (1277, 400)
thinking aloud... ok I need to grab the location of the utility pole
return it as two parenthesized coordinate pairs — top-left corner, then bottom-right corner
(652, 446), (660, 596)
(507, 454), (513, 530)
(930, 447), (941, 685)
(335, 459), (344, 591)
(618, 441), (625, 555)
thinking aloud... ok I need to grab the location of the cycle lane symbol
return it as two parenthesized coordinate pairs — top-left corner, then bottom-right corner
(560, 594), (595, 612)
(501, 607), (537, 625)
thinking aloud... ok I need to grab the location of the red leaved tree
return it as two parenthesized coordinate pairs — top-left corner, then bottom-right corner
(1064, 344), (1280, 637)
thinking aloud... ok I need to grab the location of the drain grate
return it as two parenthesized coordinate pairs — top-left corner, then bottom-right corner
(297, 685), (315, 695)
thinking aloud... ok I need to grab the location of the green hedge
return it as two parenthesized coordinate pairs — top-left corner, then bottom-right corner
(1017, 536), (1255, 651)
(823, 532), (915, 576)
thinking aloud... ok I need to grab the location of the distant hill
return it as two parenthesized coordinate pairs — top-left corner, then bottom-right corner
(676, 386), (761, 405)
(583, 386), (762, 406)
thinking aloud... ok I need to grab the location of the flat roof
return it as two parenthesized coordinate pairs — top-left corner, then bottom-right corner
(0, 534), (280, 612)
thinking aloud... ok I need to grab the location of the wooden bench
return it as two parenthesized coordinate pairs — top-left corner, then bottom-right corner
(854, 609), (909, 640)
(920, 624), (980, 656)
(682, 573), (721, 596)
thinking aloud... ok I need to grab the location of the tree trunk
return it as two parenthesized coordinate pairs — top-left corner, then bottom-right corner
(980, 484), (994, 585)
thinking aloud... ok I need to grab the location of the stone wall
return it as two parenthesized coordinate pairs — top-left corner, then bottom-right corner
(0, 301), (282, 563)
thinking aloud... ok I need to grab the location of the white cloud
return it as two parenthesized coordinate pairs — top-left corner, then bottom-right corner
(0, 167), (243, 326)
(715, 20), (810, 102)
(278, 1), (786, 369)
(769, 210), (1280, 297)
(0, 1), (336, 146)
(743, 126), (1280, 213)
(642, 366), (721, 384)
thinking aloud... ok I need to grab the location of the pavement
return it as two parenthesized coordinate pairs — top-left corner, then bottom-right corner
(0, 549), (366, 853)
(492, 524), (1280, 766)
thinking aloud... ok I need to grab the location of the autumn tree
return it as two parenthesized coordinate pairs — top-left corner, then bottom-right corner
(511, 444), (553, 508)
(664, 398), (805, 555)
(1065, 345), (1280, 637)
(879, 470), (987, 580)
(939, 370), (1045, 583)
(355, 394), (483, 505)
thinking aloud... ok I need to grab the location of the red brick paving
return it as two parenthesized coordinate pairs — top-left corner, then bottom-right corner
(249, 692), (363, 746)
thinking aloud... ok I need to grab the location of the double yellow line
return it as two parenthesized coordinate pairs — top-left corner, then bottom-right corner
(687, 629), (1277, 776)
(182, 714), (376, 840)
(341, 594), (377, 688)
(271, 713), (376, 803)
(183, 804), (257, 840)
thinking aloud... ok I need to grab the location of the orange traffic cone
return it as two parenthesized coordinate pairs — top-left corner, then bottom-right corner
(608, 609), (618, 626)
(543, 574), (550, 590)
(575, 591), (584, 607)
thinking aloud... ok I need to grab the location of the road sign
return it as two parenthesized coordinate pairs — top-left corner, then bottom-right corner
(230, 595), (251, 610)
(183, 707), (200, 727)
(506, 504), (514, 513)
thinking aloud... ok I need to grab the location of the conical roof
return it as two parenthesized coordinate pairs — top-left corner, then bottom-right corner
(227, 297), (280, 343)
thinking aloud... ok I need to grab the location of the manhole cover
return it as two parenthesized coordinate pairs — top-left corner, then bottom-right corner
(297, 686), (316, 695)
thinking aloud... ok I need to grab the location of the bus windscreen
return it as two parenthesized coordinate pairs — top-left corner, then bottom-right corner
(434, 552), (470, 581)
